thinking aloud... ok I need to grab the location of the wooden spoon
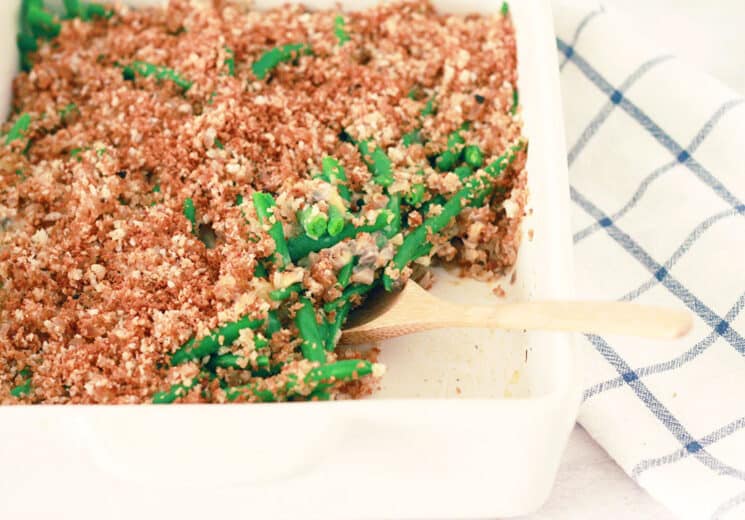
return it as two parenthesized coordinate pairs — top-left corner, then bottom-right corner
(340, 281), (692, 345)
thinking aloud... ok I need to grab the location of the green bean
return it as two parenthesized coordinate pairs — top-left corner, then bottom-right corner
(258, 364), (284, 379)
(321, 156), (348, 185)
(21, 0), (44, 27)
(287, 210), (391, 261)
(252, 386), (278, 402)
(324, 283), (373, 313)
(436, 150), (457, 172)
(226, 359), (374, 402)
(213, 352), (279, 375)
(284, 373), (300, 394)
(382, 230), (425, 290)
(436, 123), (470, 171)
(152, 379), (197, 404)
(406, 183), (426, 206)
(10, 381), (31, 398)
(289, 224), (356, 260)
(20, 54), (33, 73)
(336, 259), (355, 288)
(469, 189), (489, 208)
(454, 165), (473, 180)
(182, 197), (197, 233)
(320, 156), (351, 201)
(255, 334), (269, 349)
(342, 282), (375, 302)
(28, 5), (60, 39)
(252, 192), (275, 221)
(333, 15), (350, 46)
(386, 143), (523, 282)
(470, 180), (509, 208)
(300, 206), (328, 240)
(420, 194), (446, 216)
(463, 145), (484, 168)
(405, 179), (426, 206)
(21, 1), (42, 17)
(337, 185), (352, 203)
(370, 146), (394, 186)
(306, 359), (373, 383)
(421, 96), (436, 117)
(225, 382), (276, 402)
(510, 88), (519, 115)
(266, 310), (282, 336)
(280, 362), (305, 395)
(327, 205), (346, 236)
(62, 1), (112, 21)
(253, 262), (268, 278)
(251, 43), (312, 80)
(224, 47), (235, 77)
(385, 193), (402, 237)
(212, 353), (270, 372)
(319, 320), (330, 342)
(253, 192), (291, 269)
(81, 3), (111, 20)
(121, 61), (192, 91)
(63, 0), (80, 17)
(16, 32), (37, 53)
(270, 282), (302, 301)
(447, 129), (466, 150)
(321, 156), (345, 181)
(309, 388), (332, 400)
(325, 300), (351, 350)
(212, 353), (245, 369)
(171, 315), (264, 365)
(358, 140), (394, 187)
(295, 297), (326, 363)
(414, 242), (433, 260)
(17, 3), (41, 71)
(402, 92), (437, 149)
(10, 368), (32, 398)
(5, 113), (31, 145)
(483, 142), (523, 176)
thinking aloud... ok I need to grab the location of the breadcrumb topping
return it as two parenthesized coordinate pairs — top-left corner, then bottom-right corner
(0, 0), (526, 404)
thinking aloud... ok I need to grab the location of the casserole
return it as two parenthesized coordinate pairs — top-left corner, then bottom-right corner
(0, 1), (579, 517)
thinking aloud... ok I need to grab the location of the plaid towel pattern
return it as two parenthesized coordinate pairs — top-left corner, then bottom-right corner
(552, 3), (745, 519)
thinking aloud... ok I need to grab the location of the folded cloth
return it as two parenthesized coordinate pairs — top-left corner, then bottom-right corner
(552, 2), (745, 519)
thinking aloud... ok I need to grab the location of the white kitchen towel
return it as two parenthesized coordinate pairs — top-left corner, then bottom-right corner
(552, 3), (745, 519)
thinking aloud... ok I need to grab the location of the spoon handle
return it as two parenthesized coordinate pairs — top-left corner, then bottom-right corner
(459, 301), (692, 339)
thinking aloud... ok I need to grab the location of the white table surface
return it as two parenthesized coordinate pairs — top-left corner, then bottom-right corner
(522, 1), (745, 518)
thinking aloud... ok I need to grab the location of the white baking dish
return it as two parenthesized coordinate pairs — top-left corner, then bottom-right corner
(0, 1), (578, 518)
